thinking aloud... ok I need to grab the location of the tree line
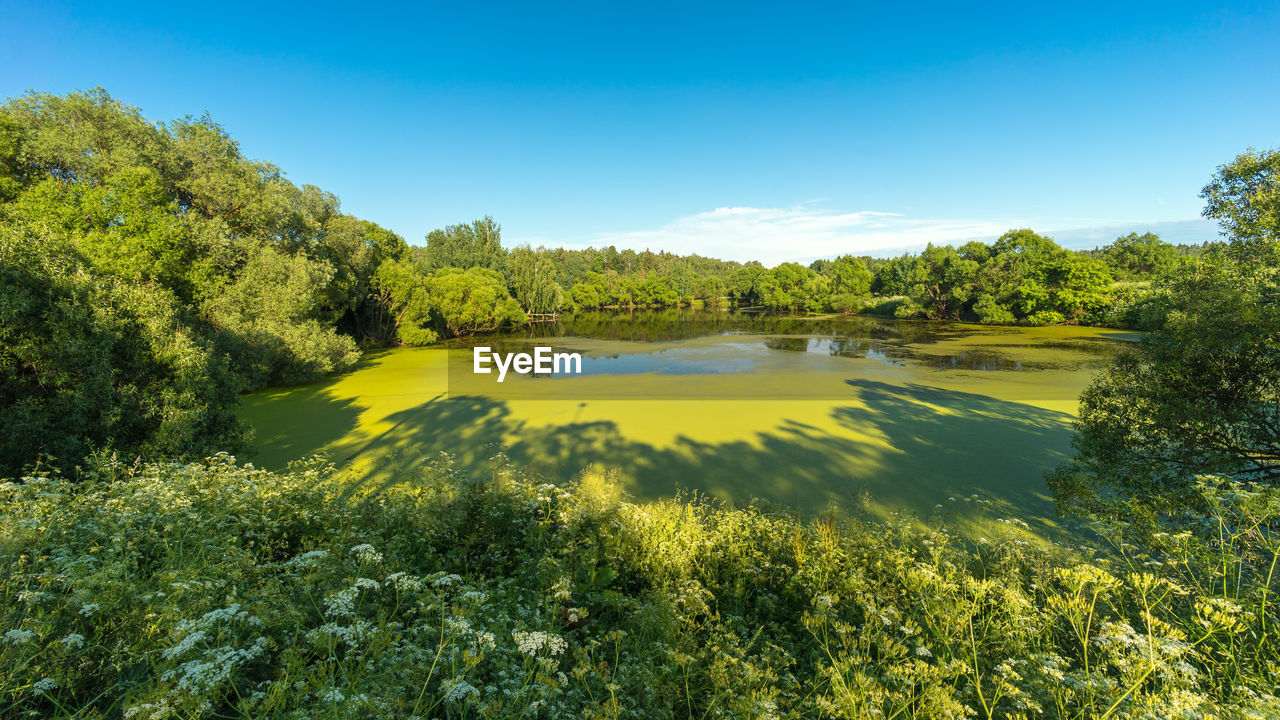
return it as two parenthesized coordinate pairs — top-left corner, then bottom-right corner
(0, 88), (1267, 487)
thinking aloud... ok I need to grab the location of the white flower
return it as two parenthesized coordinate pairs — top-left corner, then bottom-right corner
(441, 676), (480, 703)
(512, 630), (567, 657)
(33, 678), (58, 695)
(79, 603), (100, 617)
(283, 550), (328, 569)
(354, 578), (381, 590)
(432, 573), (461, 588)
(3, 629), (34, 644)
(60, 633), (86, 649)
(324, 587), (359, 617)
(162, 630), (207, 660)
(474, 631), (496, 651)
(915, 646), (933, 658)
(385, 572), (423, 591)
(349, 544), (383, 564)
(320, 688), (345, 703)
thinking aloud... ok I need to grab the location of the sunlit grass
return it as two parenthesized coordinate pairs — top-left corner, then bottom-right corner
(2, 454), (1275, 717)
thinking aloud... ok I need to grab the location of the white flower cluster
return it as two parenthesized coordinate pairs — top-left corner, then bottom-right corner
(3, 629), (34, 644)
(512, 630), (567, 657)
(349, 543), (383, 564)
(283, 550), (329, 569)
(441, 676), (480, 703)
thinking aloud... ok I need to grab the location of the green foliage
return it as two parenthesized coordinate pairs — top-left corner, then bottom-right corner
(508, 246), (565, 313)
(0, 88), (417, 472)
(758, 262), (829, 311)
(872, 232), (1118, 326)
(422, 216), (508, 274)
(823, 255), (873, 297)
(1101, 232), (1179, 280)
(372, 258), (439, 345)
(1201, 147), (1280, 247)
(972, 294), (1016, 324)
(1052, 148), (1280, 515)
(0, 227), (247, 477)
(429, 267), (527, 336)
(204, 245), (361, 386)
(902, 245), (979, 319)
(1051, 248), (1280, 513)
(2, 455), (1275, 718)
(827, 293), (864, 314)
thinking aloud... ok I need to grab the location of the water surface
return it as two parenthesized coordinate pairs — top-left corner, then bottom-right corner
(244, 309), (1135, 538)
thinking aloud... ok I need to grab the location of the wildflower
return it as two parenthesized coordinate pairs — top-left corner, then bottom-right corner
(3, 629), (34, 644)
(354, 577), (381, 590)
(385, 572), (424, 591)
(320, 688), (345, 703)
(432, 573), (461, 588)
(33, 678), (58, 695)
(283, 550), (328, 569)
(441, 676), (480, 703)
(551, 576), (572, 600)
(474, 631), (497, 651)
(161, 630), (207, 659)
(349, 544), (383, 564)
(60, 633), (86, 649)
(915, 646), (933, 658)
(79, 603), (100, 617)
(513, 630), (568, 657)
(324, 587), (359, 617)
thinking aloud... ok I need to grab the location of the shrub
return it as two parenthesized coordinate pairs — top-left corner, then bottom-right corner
(2, 455), (1276, 718)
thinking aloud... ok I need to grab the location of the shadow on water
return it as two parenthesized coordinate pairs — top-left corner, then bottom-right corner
(242, 379), (366, 469)
(329, 378), (1077, 537)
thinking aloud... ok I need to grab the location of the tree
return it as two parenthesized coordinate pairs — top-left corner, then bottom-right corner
(824, 255), (873, 297)
(730, 263), (768, 303)
(1050, 149), (1280, 514)
(758, 263), (829, 311)
(423, 216), (508, 274)
(428, 267), (527, 336)
(508, 245), (564, 313)
(372, 258), (438, 345)
(871, 255), (919, 296)
(900, 245), (979, 319)
(1101, 232), (1178, 279)
(0, 225), (247, 476)
(1200, 147), (1280, 248)
(203, 244), (361, 386)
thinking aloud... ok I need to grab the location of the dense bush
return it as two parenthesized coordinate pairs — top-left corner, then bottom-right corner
(0, 227), (247, 478)
(2, 455), (1276, 718)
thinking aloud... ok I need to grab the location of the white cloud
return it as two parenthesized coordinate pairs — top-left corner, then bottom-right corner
(513, 206), (1221, 265)
(583, 205), (1018, 266)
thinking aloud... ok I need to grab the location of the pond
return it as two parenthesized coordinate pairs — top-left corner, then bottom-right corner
(243, 309), (1137, 538)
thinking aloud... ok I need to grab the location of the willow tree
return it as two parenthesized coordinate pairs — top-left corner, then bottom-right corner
(508, 245), (564, 314)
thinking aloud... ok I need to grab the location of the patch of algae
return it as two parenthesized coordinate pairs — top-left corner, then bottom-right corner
(243, 322), (1132, 542)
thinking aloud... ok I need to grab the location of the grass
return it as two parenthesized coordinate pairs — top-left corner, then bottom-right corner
(2, 454), (1276, 718)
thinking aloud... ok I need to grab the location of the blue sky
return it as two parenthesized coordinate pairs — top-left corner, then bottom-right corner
(3, 1), (1278, 263)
